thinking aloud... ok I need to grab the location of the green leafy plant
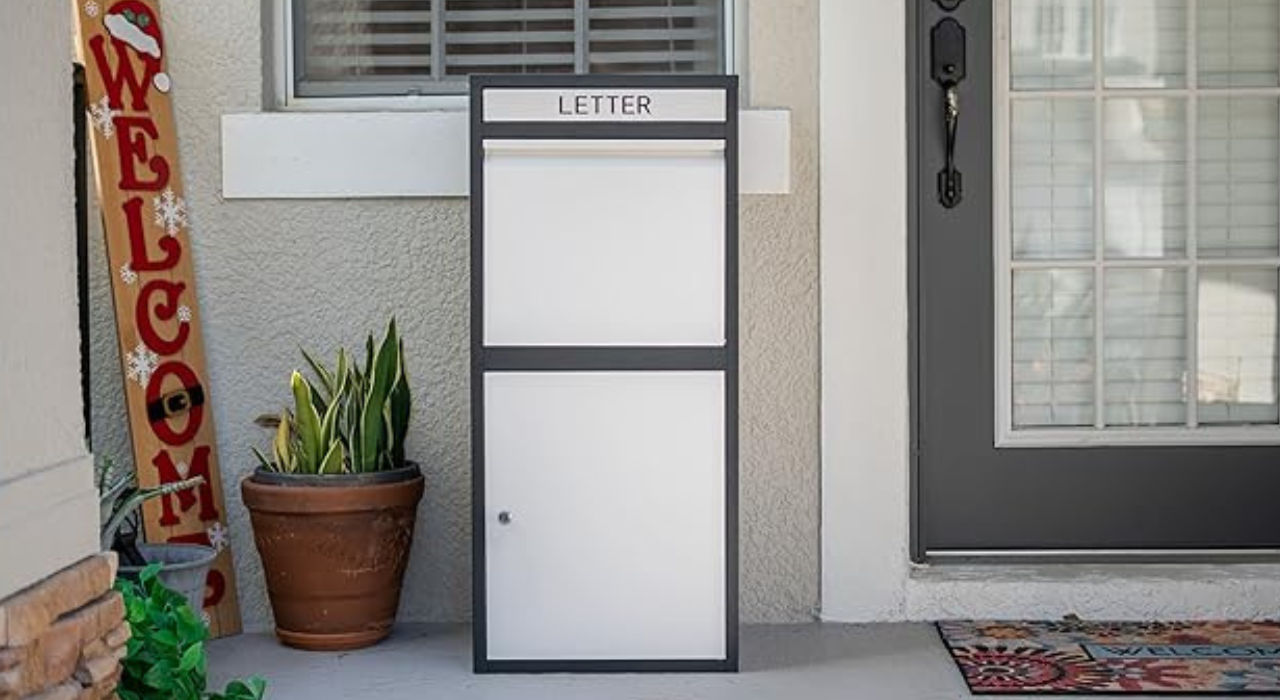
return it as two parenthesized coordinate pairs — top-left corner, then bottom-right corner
(116, 564), (266, 700)
(253, 319), (411, 475)
(98, 456), (205, 564)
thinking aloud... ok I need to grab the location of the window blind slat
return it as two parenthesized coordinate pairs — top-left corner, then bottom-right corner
(589, 5), (717, 19)
(308, 55), (433, 68)
(445, 30), (576, 44)
(446, 8), (575, 22)
(589, 50), (718, 64)
(311, 33), (434, 47)
(308, 10), (433, 23)
(448, 53), (576, 67)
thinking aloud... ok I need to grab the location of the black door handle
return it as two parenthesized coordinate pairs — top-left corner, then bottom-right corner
(931, 18), (966, 209)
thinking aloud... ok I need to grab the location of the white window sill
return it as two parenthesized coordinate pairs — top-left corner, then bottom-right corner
(220, 109), (791, 199)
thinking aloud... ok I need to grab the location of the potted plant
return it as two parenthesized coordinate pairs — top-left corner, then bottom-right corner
(241, 319), (424, 651)
(98, 456), (216, 613)
(116, 564), (266, 700)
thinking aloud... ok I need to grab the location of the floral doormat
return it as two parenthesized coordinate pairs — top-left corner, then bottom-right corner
(938, 619), (1280, 694)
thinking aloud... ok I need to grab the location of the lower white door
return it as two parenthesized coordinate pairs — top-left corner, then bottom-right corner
(483, 371), (726, 661)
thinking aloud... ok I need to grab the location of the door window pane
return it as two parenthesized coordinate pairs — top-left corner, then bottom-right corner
(1013, 270), (1096, 427)
(1104, 98), (1187, 258)
(1104, 268), (1188, 426)
(1010, 0), (1095, 90)
(1002, 0), (1280, 441)
(1103, 0), (1187, 88)
(1197, 98), (1280, 258)
(1012, 100), (1095, 260)
(1198, 0), (1280, 88)
(1198, 269), (1280, 425)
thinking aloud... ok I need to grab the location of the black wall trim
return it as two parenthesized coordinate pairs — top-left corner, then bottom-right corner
(479, 659), (738, 675)
(480, 122), (728, 140)
(473, 74), (741, 90)
(484, 346), (728, 372)
(74, 63), (92, 446)
(471, 74), (739, 675)
(906, 0), (925, 564)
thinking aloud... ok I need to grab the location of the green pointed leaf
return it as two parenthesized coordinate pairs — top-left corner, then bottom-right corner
(388, 351), (411, 468)
(143, 663), (169, 689)
(300, 346), (335, 398)
(318, 441), (346, 475)
(320, 396), (340, 451)
(250, 447), (273, 471)
(177, 642), (204, 672)
(273, 412), (294, 473)
(291, 371), (323, 473)
(359, 323), (400, 471)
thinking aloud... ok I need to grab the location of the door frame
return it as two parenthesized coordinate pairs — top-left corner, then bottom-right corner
(818, 1), (1280, 622)
(818, 0), (913, 620)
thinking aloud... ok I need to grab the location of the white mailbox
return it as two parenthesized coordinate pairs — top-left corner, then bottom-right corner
(471, 76), (738, 673)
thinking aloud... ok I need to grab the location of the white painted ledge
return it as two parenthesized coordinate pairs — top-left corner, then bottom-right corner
(220, 109), (791, 199)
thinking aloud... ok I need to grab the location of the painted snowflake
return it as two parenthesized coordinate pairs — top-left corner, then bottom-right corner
(119, 263), (137, 285)
(125, 342), (159, 387)
(174, 460), (190, 479)
(152, 188), (188, 236)
(201, 611), (212, 627)
(176, 305), (193, 323)
(207, 522), (228, 553)
(88, 97), (116, 139)
(83, 0), (100, 16)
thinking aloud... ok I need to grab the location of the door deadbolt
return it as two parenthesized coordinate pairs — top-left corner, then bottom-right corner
(497, 511), (513, 525)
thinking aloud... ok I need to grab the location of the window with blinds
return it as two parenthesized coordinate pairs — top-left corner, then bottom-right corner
(1002, 0), (1280, 439)
(291, 0), (727, 98)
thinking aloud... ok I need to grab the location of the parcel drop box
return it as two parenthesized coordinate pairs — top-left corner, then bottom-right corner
(470, 76), (739, 673)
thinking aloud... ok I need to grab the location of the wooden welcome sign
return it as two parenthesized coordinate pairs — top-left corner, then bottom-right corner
(73, 0), (241, 636)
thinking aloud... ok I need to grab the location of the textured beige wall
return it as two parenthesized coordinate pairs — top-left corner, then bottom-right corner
(89, 0), (820, 627)
(739, 0), (821, 622)
(1, 0), (98, 600)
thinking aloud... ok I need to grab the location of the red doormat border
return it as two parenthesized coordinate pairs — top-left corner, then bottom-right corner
(937, 619), (1280, 695)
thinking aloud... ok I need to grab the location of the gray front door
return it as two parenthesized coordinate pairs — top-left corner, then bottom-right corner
(912, 0), (1280, 558)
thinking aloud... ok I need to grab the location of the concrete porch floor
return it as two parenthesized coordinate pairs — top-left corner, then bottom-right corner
(206, 623), (1245, 699)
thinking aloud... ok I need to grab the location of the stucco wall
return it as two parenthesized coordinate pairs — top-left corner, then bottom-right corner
(1, 0), (98, 600)
(89, 0), (821, 628)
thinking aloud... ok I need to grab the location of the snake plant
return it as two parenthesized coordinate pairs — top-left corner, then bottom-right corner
(98, 456), (205, 555)
(253, 319), (411, 475)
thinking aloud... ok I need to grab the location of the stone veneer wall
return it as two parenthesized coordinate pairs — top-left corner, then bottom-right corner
(0, 555), (127, 700)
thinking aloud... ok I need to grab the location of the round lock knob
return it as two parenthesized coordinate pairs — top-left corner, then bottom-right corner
(497, 510), (513, 525)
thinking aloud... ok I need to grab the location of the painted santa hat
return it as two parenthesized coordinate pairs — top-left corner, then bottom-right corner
(102, 0), (171, 92)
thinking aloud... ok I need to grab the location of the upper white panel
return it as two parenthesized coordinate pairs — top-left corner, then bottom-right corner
(483, 88), (727, 123)
(220, 109), (789, 198)
(483, 139), (726, 346)
(483, 371), (726, 660)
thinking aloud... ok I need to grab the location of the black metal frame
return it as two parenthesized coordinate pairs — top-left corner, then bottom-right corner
(470, 74), (739, 674)
(74, 63), (92, 446)
(906, 0), (925, 564)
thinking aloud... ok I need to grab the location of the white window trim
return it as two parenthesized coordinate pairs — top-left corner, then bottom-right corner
(270, 0), (747, 112)
(993, 0), (1280, 448)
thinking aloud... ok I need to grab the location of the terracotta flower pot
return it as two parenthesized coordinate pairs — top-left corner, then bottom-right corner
(241, 464), (424, 651)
